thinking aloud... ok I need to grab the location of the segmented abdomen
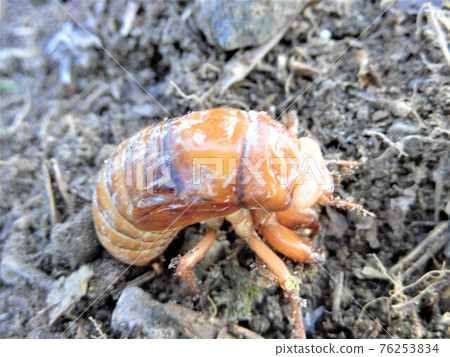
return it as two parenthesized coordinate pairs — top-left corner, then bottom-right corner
(93, 164), (180, 266)
(93, 121), (183, 266)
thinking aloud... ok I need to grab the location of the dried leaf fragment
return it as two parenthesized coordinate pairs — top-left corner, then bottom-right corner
(356, 50), (380, 89)
(46, 265), (94, 325)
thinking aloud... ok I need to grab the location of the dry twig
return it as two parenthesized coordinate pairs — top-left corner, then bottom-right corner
(50, 158), (75, 215)
(88, 316), (108, 339)
(356, 222), (449, 337)
(416, 3), (450, 68)
(42, 161), (59, 225)
(389, 222), (449, 277)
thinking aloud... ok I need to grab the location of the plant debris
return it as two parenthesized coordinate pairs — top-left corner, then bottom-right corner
(45, 265), (94, 326)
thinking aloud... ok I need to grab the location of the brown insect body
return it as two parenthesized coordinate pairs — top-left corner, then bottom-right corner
(94, 109), (314, 265)
(93, 108), (368, 338)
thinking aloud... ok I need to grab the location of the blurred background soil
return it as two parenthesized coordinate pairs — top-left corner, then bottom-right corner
(0, 0), (449, 338)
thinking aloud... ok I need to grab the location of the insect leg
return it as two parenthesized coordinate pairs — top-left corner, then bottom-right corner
(226, 209), (306, 339)
(175, 218), (223, 296)
(252, 210), (325, 265)
(319, 194), (375, 217)
(274, 206), (320, 237)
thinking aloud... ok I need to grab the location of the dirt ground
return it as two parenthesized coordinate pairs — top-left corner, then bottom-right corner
(0, 0), (449, 339)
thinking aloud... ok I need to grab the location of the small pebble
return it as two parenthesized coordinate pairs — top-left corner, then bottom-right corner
(195, 0), (305, 50)
(372, 110), (389, 122)
(402, 136), (422, 159)
(356, 105), (370, 121)
(112, 287), (178, 338)
(319, 29), (332, 40)
(389, 99), (413, 118)
(50, 206), (100, 268)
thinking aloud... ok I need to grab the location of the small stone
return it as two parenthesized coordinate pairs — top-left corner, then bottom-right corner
(112, 287), (178, 338)
(50, 205), (100, 268)
(402, 136), (423, 159)
(389, 99), (413, 118)
(372, 110), (389, 122)
(356, 105), (370, 121)
(319, 29), (332, 40)
(195, 0), (307, 50)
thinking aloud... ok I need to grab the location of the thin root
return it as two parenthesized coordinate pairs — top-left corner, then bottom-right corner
(0, 87), (32, 139)
(363, 129), (408, 157)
